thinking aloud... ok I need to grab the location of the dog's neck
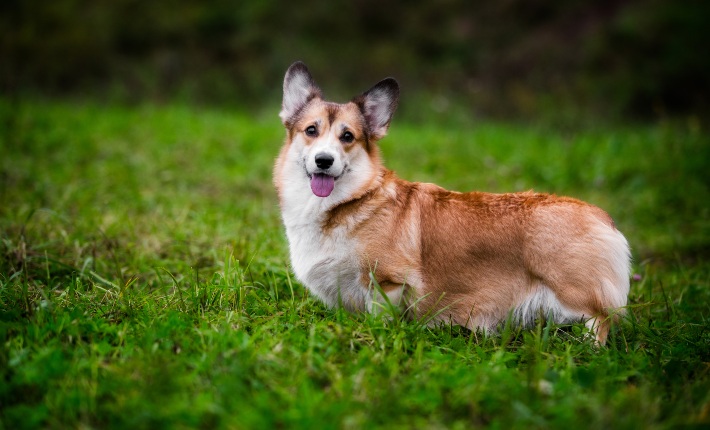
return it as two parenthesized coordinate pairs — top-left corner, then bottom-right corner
(331, 167), (387, 208)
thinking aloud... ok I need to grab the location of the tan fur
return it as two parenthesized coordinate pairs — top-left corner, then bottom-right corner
(275, 62), (630, 344)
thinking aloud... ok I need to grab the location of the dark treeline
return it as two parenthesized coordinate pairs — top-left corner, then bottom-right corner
(1, 0), (708, 118)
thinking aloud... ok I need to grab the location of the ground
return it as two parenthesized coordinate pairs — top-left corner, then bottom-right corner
(1, 100), (709, 429)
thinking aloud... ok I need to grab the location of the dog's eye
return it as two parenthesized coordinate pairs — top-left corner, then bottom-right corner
(305, 125), (318, 137)
(340, 131), (354, 143)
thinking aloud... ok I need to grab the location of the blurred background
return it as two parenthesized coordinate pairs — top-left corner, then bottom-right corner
(1, 0), (709, 121)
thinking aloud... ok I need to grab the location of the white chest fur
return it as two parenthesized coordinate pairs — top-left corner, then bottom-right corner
(282, 199), (369, 311)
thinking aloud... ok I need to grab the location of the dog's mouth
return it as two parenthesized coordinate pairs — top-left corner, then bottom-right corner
(310, 173), (335, 197)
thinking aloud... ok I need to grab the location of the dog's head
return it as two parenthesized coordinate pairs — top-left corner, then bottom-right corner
(278, 62), (399, 199)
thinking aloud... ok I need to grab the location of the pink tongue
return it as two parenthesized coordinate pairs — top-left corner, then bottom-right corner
(310, 173), (335, 197)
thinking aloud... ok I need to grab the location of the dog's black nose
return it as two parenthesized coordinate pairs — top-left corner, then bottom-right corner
(315, 153), (334, 169)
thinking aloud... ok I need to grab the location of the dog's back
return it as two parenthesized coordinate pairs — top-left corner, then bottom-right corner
(416, 188), (629, 343)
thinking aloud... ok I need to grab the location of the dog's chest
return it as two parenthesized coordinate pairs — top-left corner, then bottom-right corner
(283, 208), (369, 311)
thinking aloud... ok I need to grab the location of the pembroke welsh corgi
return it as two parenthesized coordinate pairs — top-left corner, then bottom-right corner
(273, 62), (630, 344)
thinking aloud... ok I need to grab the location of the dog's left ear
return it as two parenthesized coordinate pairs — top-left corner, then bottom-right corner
(280, 62), (322, 127)
(354, 78), (399, 140)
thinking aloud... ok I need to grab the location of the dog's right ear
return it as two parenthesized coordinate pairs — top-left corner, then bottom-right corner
(353, 78), (399, 141)
(280, 62), (321, 127)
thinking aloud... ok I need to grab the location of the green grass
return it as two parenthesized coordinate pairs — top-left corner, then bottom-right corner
(1, 99), (709, 429)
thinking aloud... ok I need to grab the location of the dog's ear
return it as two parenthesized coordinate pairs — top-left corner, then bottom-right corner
(280, 62), (321, 127)
(354, 78), (399, 140)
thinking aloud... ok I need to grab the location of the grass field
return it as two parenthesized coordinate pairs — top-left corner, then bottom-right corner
(1, 99), (709, 429)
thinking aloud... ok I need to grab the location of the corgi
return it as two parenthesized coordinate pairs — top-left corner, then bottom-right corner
(273, 61), (631, 344)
